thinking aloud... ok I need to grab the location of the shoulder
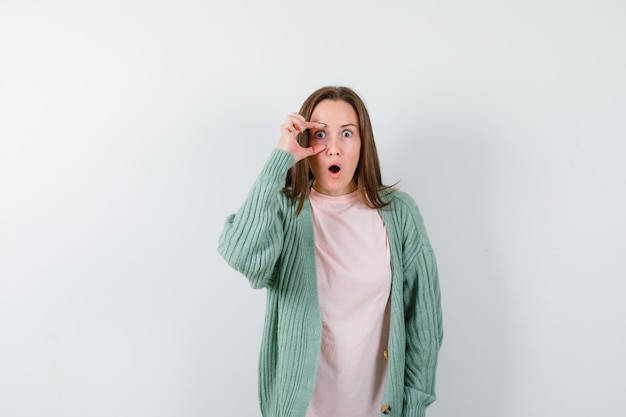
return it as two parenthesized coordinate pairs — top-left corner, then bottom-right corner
(384, 190), (422, 220)
(383, 190), (432, 250)
(387, 190), (417, 209)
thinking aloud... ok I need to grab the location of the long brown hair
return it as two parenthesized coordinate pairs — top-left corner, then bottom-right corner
(283, 86), (396, 214)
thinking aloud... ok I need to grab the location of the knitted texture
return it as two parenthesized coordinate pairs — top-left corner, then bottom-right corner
(218, 148), (443, 417)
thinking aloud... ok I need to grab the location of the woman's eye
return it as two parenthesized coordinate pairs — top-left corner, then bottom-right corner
(315, 131), (326, 139)
(342, 130), (352, 138)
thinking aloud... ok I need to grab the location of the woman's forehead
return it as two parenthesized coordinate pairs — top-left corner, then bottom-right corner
(311, 100), (358, 125)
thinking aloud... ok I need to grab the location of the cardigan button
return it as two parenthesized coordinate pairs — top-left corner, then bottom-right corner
(383, 350), (388, 360)
(381, 403), (391, 414)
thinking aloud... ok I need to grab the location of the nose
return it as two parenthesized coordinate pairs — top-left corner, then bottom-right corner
(325, 136), (340, 156)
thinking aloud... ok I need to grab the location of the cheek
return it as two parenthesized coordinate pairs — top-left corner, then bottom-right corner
(349, 145), (361, 168)
(308, 155), (323, 176)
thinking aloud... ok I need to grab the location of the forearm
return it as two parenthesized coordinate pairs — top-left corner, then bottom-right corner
(403, 246), (443, 415)
(218, 149), (295, 288)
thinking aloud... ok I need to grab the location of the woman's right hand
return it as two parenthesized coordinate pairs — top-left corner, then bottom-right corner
(277, 112), (326, 162)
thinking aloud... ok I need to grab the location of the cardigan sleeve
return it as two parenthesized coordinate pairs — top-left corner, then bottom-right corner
(218, 148), (295, 289)
(399, 196), (443, 417)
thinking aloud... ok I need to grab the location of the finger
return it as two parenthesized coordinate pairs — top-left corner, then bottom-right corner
(285, 113), (307, 132)
(289, 112), (306, 124)
(285, 113), (306, 125)
(304, 121), (326, 130)
(280, 122), (297, 134)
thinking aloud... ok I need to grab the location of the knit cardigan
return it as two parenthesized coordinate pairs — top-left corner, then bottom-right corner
(218, 149), (443, 417)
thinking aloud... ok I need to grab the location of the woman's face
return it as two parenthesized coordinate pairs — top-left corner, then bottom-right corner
(308, 99), (361, 196)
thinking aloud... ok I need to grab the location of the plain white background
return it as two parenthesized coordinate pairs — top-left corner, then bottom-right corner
(1, 1), (625, 416)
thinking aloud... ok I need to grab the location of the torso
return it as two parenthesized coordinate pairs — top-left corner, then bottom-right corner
(306, 188), (392, 417)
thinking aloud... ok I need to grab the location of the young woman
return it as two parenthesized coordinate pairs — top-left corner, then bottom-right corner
(218, 86), (442, 417)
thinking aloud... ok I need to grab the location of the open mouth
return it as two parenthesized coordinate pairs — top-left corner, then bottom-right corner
(329, 165), (341, 174)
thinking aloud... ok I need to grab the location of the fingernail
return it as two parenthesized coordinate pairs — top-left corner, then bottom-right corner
(318, 122), (327, 127)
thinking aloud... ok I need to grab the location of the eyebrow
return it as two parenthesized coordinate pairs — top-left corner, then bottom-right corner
(314, 122), (358, 129)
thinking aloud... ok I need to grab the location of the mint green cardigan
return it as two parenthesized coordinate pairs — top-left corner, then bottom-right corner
(218, 149), (443, 417)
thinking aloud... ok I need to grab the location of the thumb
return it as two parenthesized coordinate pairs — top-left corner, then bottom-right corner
(308, 144), (327, 156)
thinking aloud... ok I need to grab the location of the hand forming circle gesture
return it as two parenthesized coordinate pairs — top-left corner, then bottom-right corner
(277, 112), (327, 162)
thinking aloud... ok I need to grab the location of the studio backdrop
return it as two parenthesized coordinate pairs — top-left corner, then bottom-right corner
(1, 1), (625, 416)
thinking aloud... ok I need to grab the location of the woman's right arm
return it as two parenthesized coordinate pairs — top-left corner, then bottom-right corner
(217, 114), (326, 289)
(218, 148), (295, 289)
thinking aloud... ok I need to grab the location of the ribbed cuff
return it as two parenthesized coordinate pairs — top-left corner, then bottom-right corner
(403, 404), (426, 417)
(260, 148), (295, 181)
